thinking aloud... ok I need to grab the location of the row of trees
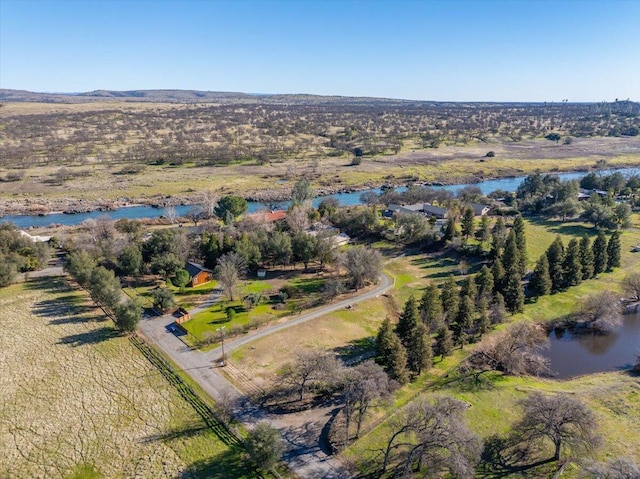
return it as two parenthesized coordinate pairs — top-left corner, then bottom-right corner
(0, 224), (51, 287)
(65, 250), (141, 332)
(516, 171), (637, 227)
(529, 231), (621, 298)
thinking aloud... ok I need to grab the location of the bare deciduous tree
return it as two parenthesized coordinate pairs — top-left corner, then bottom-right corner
(215, 252), (246, 301)
(584, 457), (640, 479)
(340, 361), (392, 443)
(341, 246), (382, 291)
(381, 395), (482, 478)
(464, 322), (550, 378)
(579, 291), (623, 332)
(281, 350), (340, 401)
(622, 272), (640, 302)
(515, 392), (601, 461)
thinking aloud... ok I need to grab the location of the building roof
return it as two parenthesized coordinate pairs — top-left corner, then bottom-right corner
(421, 204), (448, 216)
(469, 203), (489, 215)
(247, 209), (288, 222)
(185, 261), (212, 278)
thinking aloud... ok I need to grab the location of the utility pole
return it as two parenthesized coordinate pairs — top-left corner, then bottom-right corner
(217, 326), (226, 367)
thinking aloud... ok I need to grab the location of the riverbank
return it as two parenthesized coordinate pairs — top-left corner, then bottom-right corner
(3, 162), (639, 219)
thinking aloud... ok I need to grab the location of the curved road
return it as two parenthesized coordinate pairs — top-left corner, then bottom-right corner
(138, 273), (393, 479)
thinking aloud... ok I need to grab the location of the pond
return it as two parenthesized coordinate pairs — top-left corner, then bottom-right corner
(545, 312), (640, 379)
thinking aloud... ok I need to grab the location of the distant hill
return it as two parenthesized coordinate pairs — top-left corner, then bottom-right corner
(0, 88), (544, 107)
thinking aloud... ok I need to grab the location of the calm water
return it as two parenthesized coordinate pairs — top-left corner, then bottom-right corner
(545, 312), (640, 379)
(4, 167), (639, 229)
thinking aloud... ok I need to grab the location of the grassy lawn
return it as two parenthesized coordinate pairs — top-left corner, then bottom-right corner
(0, 278), (254, 479)
(181, 274), (329, 348)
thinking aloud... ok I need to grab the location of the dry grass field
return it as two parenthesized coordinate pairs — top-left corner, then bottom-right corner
(0, 277), (250, 479)
(1, 100), (639, 214)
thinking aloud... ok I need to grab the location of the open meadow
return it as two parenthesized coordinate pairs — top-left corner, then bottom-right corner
(0, 277), (253, 479)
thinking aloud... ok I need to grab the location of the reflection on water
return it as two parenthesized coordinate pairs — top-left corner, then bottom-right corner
(546, 312), (640, 378)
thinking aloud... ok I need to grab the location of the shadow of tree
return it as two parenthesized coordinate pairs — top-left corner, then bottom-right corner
(180, 446), (255, 479)
(57, 326), (120, 347)
(333, 337), (376, 365)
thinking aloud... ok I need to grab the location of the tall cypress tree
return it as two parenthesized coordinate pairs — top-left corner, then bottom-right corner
(419, 283), (443, 332)
(546, 235), (565, 292)
(454, 293), (475, 346)
(375, 318), (409, 384)
(492, 257), (506, 294)
(475, 265), (495, 301)
(503, 269), (524, 313)
(477, 215), (491, 244)
(513, 215), (528, 275)
(395, 295), (420, 347)
(562, 238), (583, 288)
(501, 230), (521, 276)
(529, 254), (552, 298)
(461, 207), (475, 240)
(406, 322), (432, 376)
(607, 230), (621, 270)
(592, 230), (608, 276)
(440, 275), (459, 324)
(443, 217), (458, 242)
(460, 276), (478, 303)
(476, 297), (491, 336)
(579, 235), (594, 280)
(434, 327), (454, 360)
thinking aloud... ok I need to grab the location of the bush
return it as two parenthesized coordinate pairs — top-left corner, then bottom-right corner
(485, 151), (495, 157)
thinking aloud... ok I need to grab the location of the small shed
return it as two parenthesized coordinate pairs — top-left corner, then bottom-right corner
(185, 262), (213, 287)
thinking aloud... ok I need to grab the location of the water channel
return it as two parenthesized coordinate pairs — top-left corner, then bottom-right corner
(545, 312), (640, 379)
(3, 167), (639, 229)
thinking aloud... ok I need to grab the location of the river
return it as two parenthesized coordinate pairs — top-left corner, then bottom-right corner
(3, 167), (639, 229)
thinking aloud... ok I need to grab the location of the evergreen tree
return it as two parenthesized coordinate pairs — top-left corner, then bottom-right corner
(476, 297), (491, 336)
(592, 230), (608, 276)
(475, 265), (494, 301)
(375, 317), (409, 384)
(454, 294), (475, 346)
(396, 295), (420, 347)
(607, 230), (621, 270)
(406, 322), (432, 376)
(492, 216), (507, 243)
(528, 254), (552, 298)
(513, 215), (528, 275)
(419, 283), (443, 332)
(503, 270), (524, 313)
(476, 215), (491, 244)
(501, 230), (521, 276)
(443, 216), (458, 242)
(434, 327), (454, 360)
(460, 276), (477, 302)
(546, 235), (565, 292)
(562, 238), (582, 287)
(579, 235), (594, 280)
(489, 231), (503, 261)
(490, 292), (507, 325)
(461, 207), (475, 240)
(491, 257), (506, 293)
(440, 275), (459, 324)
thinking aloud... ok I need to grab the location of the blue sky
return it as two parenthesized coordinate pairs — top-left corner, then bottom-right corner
(1, 0), (639, 101)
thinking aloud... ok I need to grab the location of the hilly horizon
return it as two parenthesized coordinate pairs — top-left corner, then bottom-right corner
(0, 87), (614, 106)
